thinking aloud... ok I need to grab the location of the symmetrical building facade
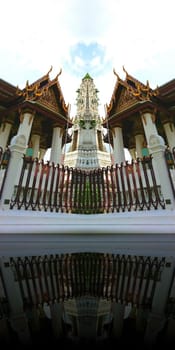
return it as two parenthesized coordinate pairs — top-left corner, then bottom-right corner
(0, 67), (175, 347)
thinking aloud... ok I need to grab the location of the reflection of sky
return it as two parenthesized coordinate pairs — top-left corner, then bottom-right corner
(64, 42), (111, 78)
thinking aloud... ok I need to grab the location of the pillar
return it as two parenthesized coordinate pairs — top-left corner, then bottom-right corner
(17, 109), (35, 145)
(128, 147), (136, 160)
(140, 110), (159, 145)
(30, 117), (42, 159)
(31, 133), (40, 159)
(162, 121), (175, 151)
(0, 121), (13, 151)
(50, 126), (63, 164)
(148, 134), (175, 209)
(39, 147), (47, 161)
(0, 134), (27, 209)
(144, 257), (175, 347)
(135, 133), (145, 158)
(0, 257), (31, 344)
(112, 126), (125, 164)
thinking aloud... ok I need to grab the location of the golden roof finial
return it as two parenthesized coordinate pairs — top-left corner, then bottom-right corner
(146, 80), (150, 89)
(123, 65), (129, 78)
(48, 65), (53, 75)
(113, 68), (120, 80)
(58, 68), (62, 77)
(46, 66), (53, 79)
(54, 68), (62, 81)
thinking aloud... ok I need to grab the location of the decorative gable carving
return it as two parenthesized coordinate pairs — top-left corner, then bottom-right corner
(38, 87), (61, 113)
(116, 87), (137, 113)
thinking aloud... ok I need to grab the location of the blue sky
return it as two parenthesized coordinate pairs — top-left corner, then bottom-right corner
(1, 0), (175, 117)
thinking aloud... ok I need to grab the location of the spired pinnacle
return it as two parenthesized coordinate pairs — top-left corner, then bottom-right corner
(82, 73), (93, 80)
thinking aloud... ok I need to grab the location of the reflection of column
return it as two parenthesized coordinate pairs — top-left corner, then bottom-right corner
(0, 120), (13, 151)
(112, 126), (125, 164)
(136, 306), (149, 334)
(78, 316), (97, 339)
(111, 302), (125, 339)
(50, 301), (63, 339)
(144, 257), (175, 347)
(0, 257), (31, 345)
(50, 126), (63, 164)
(0, 318), (10, 344)
(164, 318), (175, 344)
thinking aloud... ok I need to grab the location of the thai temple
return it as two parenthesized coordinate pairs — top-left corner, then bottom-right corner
(0, 66), (175, 348)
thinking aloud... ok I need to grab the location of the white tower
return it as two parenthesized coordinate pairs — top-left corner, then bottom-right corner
(64, 73), (111, 169)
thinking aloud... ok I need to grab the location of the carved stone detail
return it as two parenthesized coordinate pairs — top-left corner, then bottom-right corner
(39, 88), (59, 113)
(116, 88), (137, 113)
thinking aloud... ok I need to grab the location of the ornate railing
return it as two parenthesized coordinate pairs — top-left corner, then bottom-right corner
(10, 253), (165, 306)
(9, 156), (165, 213)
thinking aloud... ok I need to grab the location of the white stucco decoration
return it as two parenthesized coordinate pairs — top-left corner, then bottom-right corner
(10, 134), (27, 147)
(149, 134), (165, 147)
(9, 134), (27, 153)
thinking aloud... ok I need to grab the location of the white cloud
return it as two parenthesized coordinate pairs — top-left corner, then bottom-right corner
(1, 0), (175, 116)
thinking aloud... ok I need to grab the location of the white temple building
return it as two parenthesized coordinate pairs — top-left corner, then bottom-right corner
(0, 67), (175, 347)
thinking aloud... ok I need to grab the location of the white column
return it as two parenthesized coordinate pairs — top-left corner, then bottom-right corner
(0, 134), (27, 209)
(0, 257), (31, 344)
(148, 134), (175, 209)
(31, 134), (40, 159)
(135, 134), (145, 158)
(50, 126), (63, 164)
(0, 121), (13, 151)
(39, 148), (47, 160)
(17, 109), (35, 145)
(163, 121), (175, 150)
(112, 126), (125, 164)
(141, 111), (159, 145)
(128, 147), (136, 160)
(144, 257), (175, 347)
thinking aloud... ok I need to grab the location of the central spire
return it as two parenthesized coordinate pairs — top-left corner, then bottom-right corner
(64, 74), (111, 170)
